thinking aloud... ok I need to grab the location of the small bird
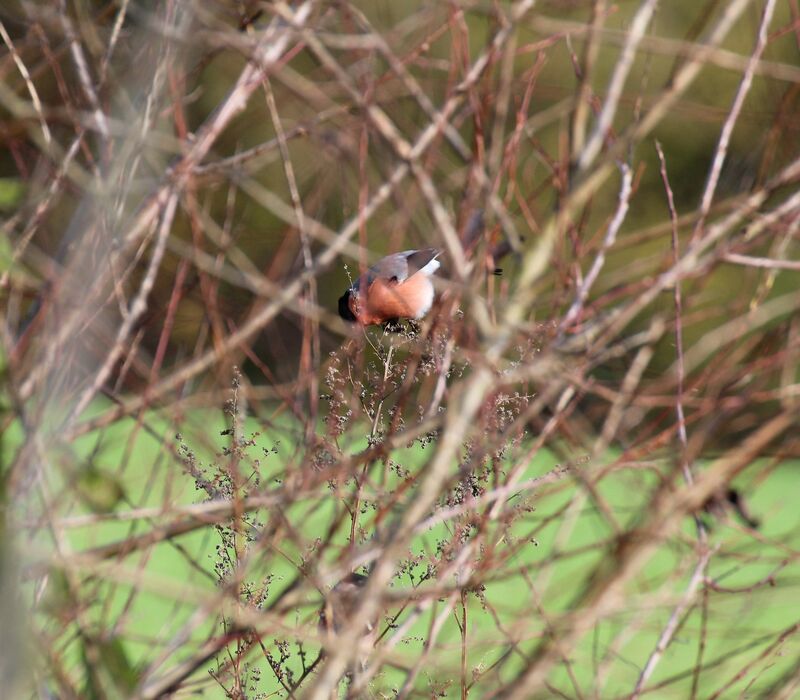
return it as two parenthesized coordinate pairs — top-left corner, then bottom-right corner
(338, 248), (441, 326)
(319, 572), (374, 635)
(703, 487), (760, 530)
(319, 572), (378, 685)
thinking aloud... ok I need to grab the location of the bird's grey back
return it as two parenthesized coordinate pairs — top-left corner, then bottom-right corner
(368, 248), (440, 283)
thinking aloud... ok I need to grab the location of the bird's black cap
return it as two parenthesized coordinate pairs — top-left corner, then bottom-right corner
(338, 290), (357, 322)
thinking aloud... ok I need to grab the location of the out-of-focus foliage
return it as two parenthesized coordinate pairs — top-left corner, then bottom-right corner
(1, 1), (799, 698)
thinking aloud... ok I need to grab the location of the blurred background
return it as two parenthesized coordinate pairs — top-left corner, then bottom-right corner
(3, 1), (798, 391)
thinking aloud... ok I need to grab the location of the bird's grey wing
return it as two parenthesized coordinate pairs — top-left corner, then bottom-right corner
(368, 252), (411, 283)
(402, 248), (440, 275)
(369, 248), (440, 283)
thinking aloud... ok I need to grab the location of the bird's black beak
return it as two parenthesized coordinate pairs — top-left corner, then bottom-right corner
(338, 290), (357, 322)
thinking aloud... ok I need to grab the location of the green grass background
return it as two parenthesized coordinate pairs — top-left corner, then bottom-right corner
(7, 404), (798, 698)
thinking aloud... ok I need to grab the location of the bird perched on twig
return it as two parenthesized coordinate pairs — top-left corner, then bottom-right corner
(319, 572), (375, 636)
(338, 248), (441, 326)
(319, 572), (378, 690)
(703, 487), (760, 530)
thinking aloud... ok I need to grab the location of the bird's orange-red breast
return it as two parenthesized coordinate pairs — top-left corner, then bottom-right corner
(338, 248), (441, 326)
